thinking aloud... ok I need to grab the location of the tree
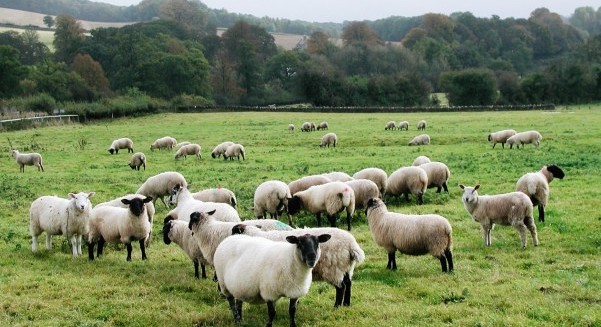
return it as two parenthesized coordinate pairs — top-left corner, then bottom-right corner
(440, 69), (497, 105)
(53, 15), (84, 64)
(72, 53), (110, 96)
(306, 31), (335, 56)
(43, 15), (54, 29)
(0, 45), (27, 97)
(341, 21), (382, 47)
(159, 0), (208, 39)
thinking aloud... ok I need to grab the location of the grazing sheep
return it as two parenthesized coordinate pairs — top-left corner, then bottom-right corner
(163, 216), (209, 279)
(232, 224), (365, 307)
(320, 133), (337, 148)
(397, 121), (409, 131)
(488, 129), (517, 149)
(352, 167), (388, 196)
(310, 122), (317, 131)
(253, 180), (293, 225)
(211, 141), (235, 158)
(175, 141), (191, 149)
(412, 155), (431, 166)
(345, 179), (381, 212)
(419, 162), (451, 193)
(506, 131), (543, 149)
(223, 143), (245, 161)
(288, 175), (332, 195)
(192, 187), (237, 208)
(301, 122), (312, 132)
(95, 194), (155, 248)
(459, 184), (538, 248)
(408, 134), (430, 146)
(417, 120), (427, 130)
(365, 198), (453, 272)
(214, 233), (330, 327)
(288, 124), (295, 133)
(108, 137), (134, 155)
(136, 171), (187, 208)
(385, 121), (396, 130)
(322, 171), (353, 182)
(88, 196), (153, 261)
(387, 166), (428, 205)
(29, 192), (95, 256)
(11, 150), (44, 172)
(175, 143), (201, 160)
(128, 152), (146, 171)
(317, 121), (329, 130)
(168, 184), (240, 223)
(150, 136), (177, 151)
(516, 164), (565, 222)
(288, 181), (355, 230)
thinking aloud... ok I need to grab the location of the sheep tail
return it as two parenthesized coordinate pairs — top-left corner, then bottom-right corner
(341, 187), (352, 207)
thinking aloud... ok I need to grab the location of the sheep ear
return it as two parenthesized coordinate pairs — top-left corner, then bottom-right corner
(143, 197), (153, 203)
(285, 236), (299, 244)
(121, 199), (131, 205)
(459, 184), (465, 190)
(318, 234), (331, 243)
(231, 224), (245, 235)
(88, 192), (95, 198)
(163, 215), (175, 224)
(207, 209), (216, 216)
(474, 184), (480, 190)
(68, 193), (76, 199)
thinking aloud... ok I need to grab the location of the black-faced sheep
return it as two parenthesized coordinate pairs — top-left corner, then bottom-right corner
(211, 141), (234, 158)
(253, 180), (293, 225)
(288, 175), (332, 195)
(417, 120), (427, 130)
(320, 133), (337, 147)
(150, 136), (177, 151)
(516, 164), (565, 222)
(408, 134), (430, 146)
(317, 121), (329, 130)
(345, 179), (381, 212)
(128, 152), (146, 171)
(488, 129), (517, 149)
(387, 166), (428, 205)
(223, 143), (245, 160)
(167, 184), (240, 223)
(506, 131), (542, 149)
(11, 150), (44, 172)
(300, 122), (311, 132)
(288, 124), (295, 133)
(385, 121), (396, 130)
(174, 143), (201, 160)
(108, 137), (134, 154)
(397, 121), (409, 131)
(135, 171), (187, 208)
(419, 161), (451, 193)
(163, 216), (209, 279)
(352, 167), (388, 196)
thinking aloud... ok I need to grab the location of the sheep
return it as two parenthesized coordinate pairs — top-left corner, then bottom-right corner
(345, 179), (381, 213)
(317, 121), (329, 130)
(128, 152), (146, 171)
(167, 184), (240, 223)
(419, 161), (451, 193)
(211, 141), (235, 158)
(11, 150), (44, 172)
(94, 194), (155, 248)
(223, 143), (245, 161)
(288, 181), (355, 231)
(163, 216), (209, 279)
(459, 184), (538, 248)
(135, 171), (187, 208)
(310, 122), (317, 131)
(150, 136), (177, 151)
(232, 224), (365, 307)
(175, 141), (191, 149)
(192, 187), (237, 208)
(408, 134), (430, 146)
(385, 121), (396, 130)
(320, 133), (337, 148)
(506, 131), (542, 149)
(214, 232), (330, 327)
(87, 196), (153, 261)
(488, 129), (517, 149)
(365, 198), (453, 272)
(397, 121), (409, 131)
(108, 137), (134, 154)
(288, 175), (332, 195)
(412, 155), (431, 166)
(174, 143), (201, 160)
(29, 192), (95, 256)
(516, 164), (565, 222)
(253, 180), (293, 225)
(288, 124), (295, 133)
(322, 171), (353, 182)
(352, 167), (388, 196)
(300, 122), (311, 132)
(387, 166), (428, 205)
(417, 120), (427, 130)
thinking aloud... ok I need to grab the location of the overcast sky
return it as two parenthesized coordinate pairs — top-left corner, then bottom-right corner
(93, 0), (598, 23)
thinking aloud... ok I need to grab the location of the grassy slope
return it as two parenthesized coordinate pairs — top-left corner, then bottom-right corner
(0, 108), (600, 326)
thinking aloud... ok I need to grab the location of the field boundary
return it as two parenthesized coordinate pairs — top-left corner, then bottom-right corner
(0, 114), (79, 131)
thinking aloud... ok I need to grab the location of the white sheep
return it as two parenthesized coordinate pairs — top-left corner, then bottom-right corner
(300, 122), (311, 132)
(320, 133), (337, 147)
(310, 122), (317, 131)
(506, 131), (542, 149)
(192, 187), (237, 208)
(175, 141), (191, 149)
(288, 124), (295, 133)
(288, 181), (355, 231)
(352, 167), (388, 196)
(385, 121), (396, 130)
(136, 171), (187, 208)
(408, 134), (430, 146)
(29, 192), (95, 256)
(214, 232), (330, 327)
(232, 224), (365, 307)
(211, 141), (234, 158)
(459, 184), (538, 248)
(11, 150), (44, 172)
(417, 120), (427, 130)
(419, 161), (451, 193)
(345, 179), (381, 211)
(488, 129), (517, 149)
(397, 121), (409, 131)
(108, 137), (134, 154)
(516, 164), (565, 222)
(167, 184), (240, 223)
(128, 152), (146, 171)
(88, 196), (153, 261)
(317, 121), (329, 130)
(150, 136), (177, 151)
(411, 155), (431, 166)
(174, 143), (201, 160)
(288, 175), (332, 195)
(365, 198), (453, 272)
(253, 180), (293, 225)
(387, 166), (428, 204)
(163, 216), (209, 279)
(322, 171), (353, 182)
(223, 143), (245, 161)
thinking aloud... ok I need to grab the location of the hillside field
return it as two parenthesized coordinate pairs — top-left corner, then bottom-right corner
(0, 108), (600, 326)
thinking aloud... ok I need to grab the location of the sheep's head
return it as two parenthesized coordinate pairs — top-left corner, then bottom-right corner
(546, 165), (565, 180)
(286, 234), (331, 268)
(459, 184), (479, 204)
(122, 197), (152, 216)
(231, 224), (246, 235)
(162, 215), (176, 245)
(187, 210), (216, 234)
(168, 184), (184, 206)
(10, 150), (19, 158)
(365, 198), (385, 216)
(287, 196), (303, 215)
(108, 148), (115, 155)
(69, 192), (95, 211)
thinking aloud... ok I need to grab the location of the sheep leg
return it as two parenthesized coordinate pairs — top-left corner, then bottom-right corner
(227, 296), (242, 324)
(438, 255), (448, 272)
(289, 298), (299, 327)
(445, 249), (454, 272)
(436, 186), (442, 193)
(492, 143), (497, 149)
(346, 212), (352, 231)
(482, 225), (492, 246)
(193, 259), (200, 279)
(327, 214), (338, 228)
(537, 205), (545, 223)
(77, 235), (83, 256)
(87, 242), (95, 261)
(442, 182), (449, 193)
(513, 222), (528, 248)
(387, 252), (397, 270)
(316, 213), (322, 227)
(267, 301), (276, 327)
(32, 235), (38, 252)
(334, 285), (345, 307)
(139, 239), (147, 260)
(525, 216), (539, 247)
(70, 234), (78, 256)
(97, 237), (105, 258)
(125, 243), (133, 261)
(45, 234), (52, 250)
(342, 273), (352, 306)
(417, 193), (424, 205)
(159, 197), (168, 209)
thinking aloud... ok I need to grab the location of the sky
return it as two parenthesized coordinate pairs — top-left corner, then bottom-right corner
(92, 0), (598, 23)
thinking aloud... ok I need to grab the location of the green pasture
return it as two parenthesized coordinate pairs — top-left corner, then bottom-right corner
(1, 108), (600, 326)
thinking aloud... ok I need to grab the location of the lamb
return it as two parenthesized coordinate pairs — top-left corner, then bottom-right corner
(232, 224), (365, 307)
(459, 184), (538, 248)
(317, 121), (329, 130)
(506, 131), (543, 149)
(88, 196), (153, 261)
(223, 143), (245, 160)
(488, 129), (517, 149)
(211, 141), (234, 158)
(408, 134), (430, 146)
(128, 152), (146, 171)
(417, 120), (427, 130)
(167, 184), (240, 223)
(288, 175), (332, 195)
(385, 121), (396, 130)
(174, 143), (201, 160)
(253, 180), (293, 225)
(150, 136), (177, 151)
(11, 150), (44, 172)
(288, 124), (295, 133)
(397, 121), (409, 131)
(516, 164), (565, 222)
(214, 232), (330, 327)
(192, 187), (237, 208)
(322, 171), (353, 182)
(412, 155), (431, 166)
(288, 181), (355, 230)
(365, 198), (453, 272)
(345, 179), (381, 215)
(135, 171), (187, 208)
(29, 192), (95, 256)
(300, 122), (311, 132)
(387, 166), (428, 204)
(163, 216), (209, 279)
(419, 161), (451, 193)
(108, 137), (134, 154)
(320, 133), (337, 147)
(352, 167), (388, 196)
(175, 141), (191, 149)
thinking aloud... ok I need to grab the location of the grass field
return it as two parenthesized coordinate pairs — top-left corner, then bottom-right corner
(1, 108), (600, 326)
(0, 26), (55, 51)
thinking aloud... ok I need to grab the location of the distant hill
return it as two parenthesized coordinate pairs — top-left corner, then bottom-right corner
(0, 8), (135, 30)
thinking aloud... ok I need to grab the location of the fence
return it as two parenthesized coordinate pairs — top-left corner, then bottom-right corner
(0, 115), (79, 131)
